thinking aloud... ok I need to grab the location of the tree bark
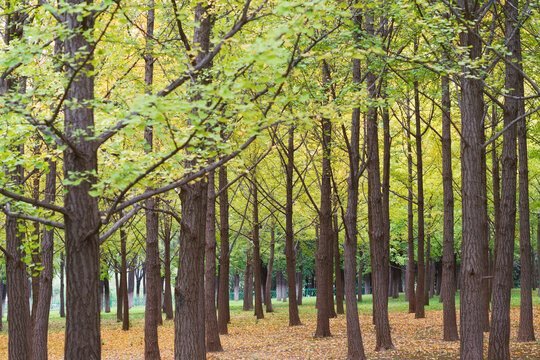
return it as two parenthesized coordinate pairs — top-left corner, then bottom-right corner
(516, 51), (535, 343)
(62, 1), (101, 356)
(205, 170), (223, 352)
(487, 1), (522, 358)
(441, 74), (458, 340)
(285, 126), (302, 326)
(234, 273), (240, 302)
(175, 180), (207, 360)
(120, 227), (129, 330)
(316, 95), (332, 337)
(163, 216), (174, 320)
(334, 208), (344, 314)
(217, 166), (231, 333)
(342, 38), (367, 357)
(491, 104), (500, 299)
(265, 225), (275, 313)
(414, 69), (425, 319)
(365, 14), (393, 350)
(406, 97), (416, 314)
(251, 176), (264, 319)
(243, 247), (253, 311)
(31, 159), (56, 360)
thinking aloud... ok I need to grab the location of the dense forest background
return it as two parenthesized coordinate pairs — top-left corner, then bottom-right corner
(0, 0), (539, 359)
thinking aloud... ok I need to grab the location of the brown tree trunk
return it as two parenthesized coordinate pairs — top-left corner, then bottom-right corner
(217, 166), (230, 333)
(234, 273), (240, 302)
(63, 2), (101, 356)
(424, 234), (430, 306)
(365, 14), (393, 350)
(342, 27), (367, 356)
(32, 160), (56, 360)
(252, 176), (264, 319)
(480, 121), (490, 332)
(205, 170), (223, 352)
(104, 278), (111, 313)
(31, 175), (41, 330)
(60, 253), (65, 318)
(487, 1), (521, 358)
(458, 3), (486, 357)
(243, 247), (253, 311)
(333, 209), (344, 315)
(516, 64), (535, 343)
(406, 101), (416, 314)
(265, 225), (275, 313)
(441, 74), (458, 340)
(163, 216), (173, 320)
(120, 227), (129, 330)
(491, 104), (500, 299)
(175, 180), (207, 360)
(285, 126), (302, 326)
(143, 5), (161, 357)
(316, 99), (332, 337)
(414, 70), (425, 319)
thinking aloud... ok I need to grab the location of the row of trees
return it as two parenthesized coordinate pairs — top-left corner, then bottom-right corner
(0, 0), (539, 360)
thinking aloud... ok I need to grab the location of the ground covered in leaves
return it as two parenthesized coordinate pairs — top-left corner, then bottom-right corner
(0, 292), (539, 359)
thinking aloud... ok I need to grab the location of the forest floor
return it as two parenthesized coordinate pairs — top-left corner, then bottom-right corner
(0, 290), (539, 359)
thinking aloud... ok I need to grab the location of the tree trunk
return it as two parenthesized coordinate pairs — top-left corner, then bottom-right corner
(406, 97), (416, 314)
(205, 170), (223, 352)
(458, 4), (486, 357)
(163, 216), (174, 320)
(103, 278), (111, 313)
(175, 180), (207, 360)
(342, 27), (367, 356)
(516, 56), (535, 343)
(366, 15), (393, 350)
(217, 166), (231, 333)
(232, 273), (238, 301)
(60, 253), (65, 318)
(285, 126), (302, 326)
(334, 210), (344, 314)
(492, 105), (501, 297)
(297, 248), (303, 306)
(487, 1), (521, 358)
(121, 227), (129, 330)
(251, 176), (264, 319)
(414, 68), (425, 319)
(265, 225), (275, 312)
(32, 159), (56, 360)
(243, 247), (253, 311)
(441, 72), (458, 342)
(63, 2), (102, 356)
(424, 235), (430, 306)
(480, 118), (490, 332)
(316, 95), (332, 337)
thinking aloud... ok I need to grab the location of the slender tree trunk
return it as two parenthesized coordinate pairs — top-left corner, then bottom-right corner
(492, 104), (500, 299)
(316, 89), (333, 337)
(285, 126), (302, 326)
(31, 175), (41, 330)
(297, 248), (304, 305)
(487, 1), (522, 358)
(143, 5), (161, 358)
(163, 217), (174, 320)
(424, 235), (430, 306)
(243, 247), (253, 311)
(32, 159), (56, 360)
(516, 62), (535, 343)
(217, 166), (230, 333)
(205, 171), (223, 351)
(60, 253), (65, 318)
(252, 176), (264, 319)
(365, 14), (393, 350)
(342, 36), (367, 357)
(406, 99), (416, 314)
(480, 122), (490, 332)
(441, 75), (458, 339)
(120, 227), (129, 330)
(265, 225), (275, 312)
(234, 273), (240, 302)
(334, 209), (344, 315)
(414, 70), (425, 319)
